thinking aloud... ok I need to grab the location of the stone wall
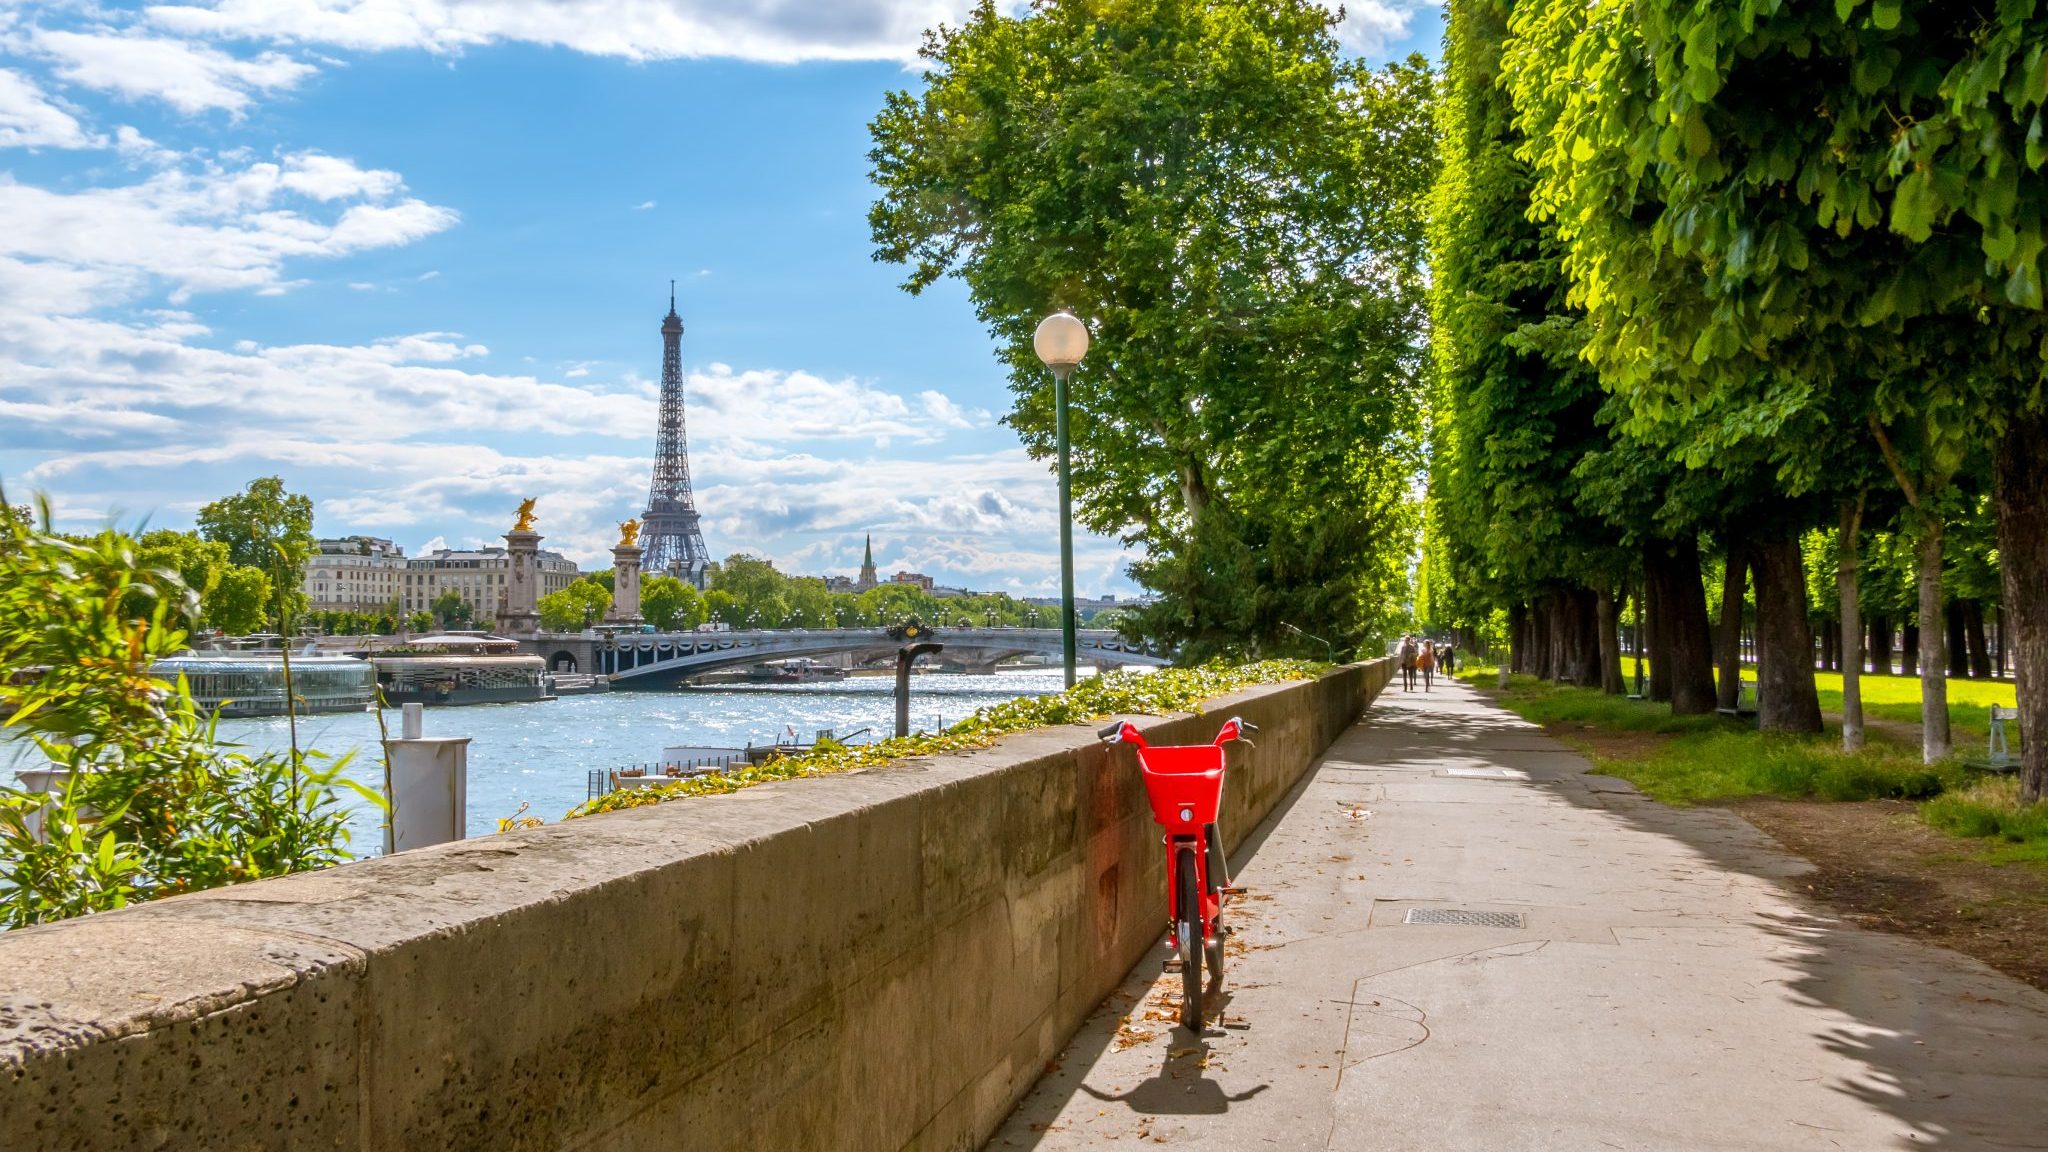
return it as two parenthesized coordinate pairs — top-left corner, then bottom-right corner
(0, 660), (1392, 1151)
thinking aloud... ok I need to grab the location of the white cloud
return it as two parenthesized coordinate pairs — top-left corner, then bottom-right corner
(0, 67), (97, 148)
(136, 0), (1432, 67)
(0, 150), (456, 299)
(635, 199), (655, 210)
(146, 0), (966, 64)
(280, 151), (402, 200)
(1321, 1), (1439, 57)
(33, 28), (316, 114)
(687, 363), (988, 446)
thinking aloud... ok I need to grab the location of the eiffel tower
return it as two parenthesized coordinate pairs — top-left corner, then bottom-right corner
(640, 283), (712, 590)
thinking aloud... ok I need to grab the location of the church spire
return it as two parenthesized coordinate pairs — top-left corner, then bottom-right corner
(857, 534), (879, 592)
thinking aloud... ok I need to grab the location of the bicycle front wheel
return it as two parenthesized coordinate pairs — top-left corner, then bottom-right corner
(1176, 845), (1203, 1031)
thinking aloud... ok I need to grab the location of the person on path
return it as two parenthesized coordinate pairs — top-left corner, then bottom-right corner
(1441, 643), (1456, 676)
(1398, 634), (1418, 691)
(1420, 640), (1437, 691)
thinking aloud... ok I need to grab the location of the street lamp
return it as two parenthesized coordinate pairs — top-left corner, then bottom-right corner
(1034, 310), (1089, 688)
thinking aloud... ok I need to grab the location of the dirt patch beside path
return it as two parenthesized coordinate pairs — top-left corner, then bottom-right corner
(1733, 797), (2048, 992)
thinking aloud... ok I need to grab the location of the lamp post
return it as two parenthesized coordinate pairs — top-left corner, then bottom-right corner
(1034, 310), (1090, 688)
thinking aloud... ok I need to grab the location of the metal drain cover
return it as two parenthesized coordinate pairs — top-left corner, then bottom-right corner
(1403, 908), (1525, 929)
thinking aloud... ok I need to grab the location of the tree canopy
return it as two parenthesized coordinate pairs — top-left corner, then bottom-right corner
(869, 0), (1437, 658)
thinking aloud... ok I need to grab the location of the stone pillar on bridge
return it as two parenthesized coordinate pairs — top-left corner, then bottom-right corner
(499, 500), (542, 638)
(607, 521), (645, 625)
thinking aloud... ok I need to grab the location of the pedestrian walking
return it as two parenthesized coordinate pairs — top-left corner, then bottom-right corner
(1398, 634), (1418, 691)
(1420, 640), (1437, 691)
(1441, 642), (1456, 676)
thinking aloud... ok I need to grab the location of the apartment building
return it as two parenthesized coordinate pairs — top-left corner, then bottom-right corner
(305, 537), (409, 612)
(398, 546), (580, 618)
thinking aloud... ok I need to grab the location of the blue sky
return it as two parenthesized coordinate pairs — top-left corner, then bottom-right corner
(0, 0), (1443, 597)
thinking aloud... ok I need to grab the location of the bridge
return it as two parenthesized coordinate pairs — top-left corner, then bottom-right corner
(530, 626), (1168, 687)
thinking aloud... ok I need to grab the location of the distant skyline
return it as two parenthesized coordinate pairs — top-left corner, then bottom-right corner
(0, 0), (1444, 598)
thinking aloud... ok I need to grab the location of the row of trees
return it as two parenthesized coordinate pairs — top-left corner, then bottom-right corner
(6, 477), (316, 638)
(543, 554), (1104, 635)
(867, 0), (1438, 661)
(1425, 0), (2048, 802)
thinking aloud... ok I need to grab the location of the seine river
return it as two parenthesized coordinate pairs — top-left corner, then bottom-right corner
(212, 667), (1075, 849)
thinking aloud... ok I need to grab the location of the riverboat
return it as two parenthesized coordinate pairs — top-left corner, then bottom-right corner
(150, 649), (377, 718)
(370, 634), (553, 706)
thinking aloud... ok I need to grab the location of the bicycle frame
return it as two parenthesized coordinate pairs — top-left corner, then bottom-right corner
(1099, 716), (1255, 1028)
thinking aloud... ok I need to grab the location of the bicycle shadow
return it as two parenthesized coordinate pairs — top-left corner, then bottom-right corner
(1075, 990), (1270, 1117)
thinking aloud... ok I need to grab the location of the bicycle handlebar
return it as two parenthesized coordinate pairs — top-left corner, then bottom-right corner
(1097, 721), (1130, 742)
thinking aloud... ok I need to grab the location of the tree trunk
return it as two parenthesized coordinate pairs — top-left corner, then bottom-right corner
(1965, 601), (1991, 679)
(1994, 411), (2048, 804)
(1546, 588), (1572, 681)
(1530, 595), (1555, 680)
(1839, 496), (1866, 752)
(1916, 515), (1951, 762)
(1902, 623), (1919, 677)
(1946, 601), (1971, 678)
(1508, 603), (1527, 674)
(1646, 560), (1672, 702)
(1649, 536), (1717, 715)
(1717, 542), (1749, 712)
(1598, 584), (1625, 695)
(1751, 535), (1823, 733)
(1870, 615), (1892, 676)
(1571, 586), (1601, 687)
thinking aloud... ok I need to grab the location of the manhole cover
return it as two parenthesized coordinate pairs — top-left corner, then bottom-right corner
(1403, 908), (1525, 929)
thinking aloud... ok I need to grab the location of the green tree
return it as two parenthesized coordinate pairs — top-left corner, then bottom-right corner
(0, 496), (369, 927)
(640, 575), (707, 632)
(206, 565), (273, 636)
(869, 0), (1437, 658)
(402, 610), (433, 633)
(1501, 0), (2048, 762)
(196, 477), (316, 618)
(537, 577), (612, 632)
(429, 590), (472, 630)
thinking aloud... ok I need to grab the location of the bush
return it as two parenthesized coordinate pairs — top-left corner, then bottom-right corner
(0, 497), (376, 929)
(566, 659), (1323, 820)
(1922, 778), (2048, 860)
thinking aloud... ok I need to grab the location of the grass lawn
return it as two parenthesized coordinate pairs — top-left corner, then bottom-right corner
(1458, 666), (2043, 862)
(1810, 669), (2016, 746)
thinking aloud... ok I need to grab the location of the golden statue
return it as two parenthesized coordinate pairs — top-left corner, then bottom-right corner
(512, 498), (538, 533)
(617, 519), (641, 548)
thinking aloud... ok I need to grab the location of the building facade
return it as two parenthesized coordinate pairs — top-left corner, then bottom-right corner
(306, 537), (409, 613)
(399, 547), (580, 619)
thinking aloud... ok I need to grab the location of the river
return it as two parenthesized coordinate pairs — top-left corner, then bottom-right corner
(211, 667), (1076, 849)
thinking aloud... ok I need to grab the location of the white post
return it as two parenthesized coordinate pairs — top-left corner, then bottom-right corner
(14, 766), (70, 844)
(382, 708), (469, 854)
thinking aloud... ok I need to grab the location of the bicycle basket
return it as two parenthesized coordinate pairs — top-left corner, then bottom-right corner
(1136, 744), (1226, 834)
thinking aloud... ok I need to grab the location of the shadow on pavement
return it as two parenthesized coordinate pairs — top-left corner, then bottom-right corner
(1358, 687), (2048, 1150)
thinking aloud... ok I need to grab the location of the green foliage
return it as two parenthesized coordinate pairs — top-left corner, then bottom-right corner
(639, 574), (706, 631)
(566, 660), (1322, 820)
(196, 477), (316, 614)
(869, 0), (1436, 657)
(537, 577), (612, 631)
(402, 610), (434, 633)
(1473, 672), (1957, 804)
(1921, 778), (2048, 862)
(207, 565), (274, 635)
(0, 498), (373, 928)
(1430, 0), (1633, 624)
(429, 589), (474, 630)
(1503, 0), (2048, 496)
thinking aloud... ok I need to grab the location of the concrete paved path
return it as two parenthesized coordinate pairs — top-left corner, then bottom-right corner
(988, 680), (2048, 1150)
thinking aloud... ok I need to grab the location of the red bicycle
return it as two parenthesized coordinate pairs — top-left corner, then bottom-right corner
(1099, 716), (1255, 1031)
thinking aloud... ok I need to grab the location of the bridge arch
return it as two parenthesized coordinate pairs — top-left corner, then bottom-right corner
(586, 627), (1168, 688)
